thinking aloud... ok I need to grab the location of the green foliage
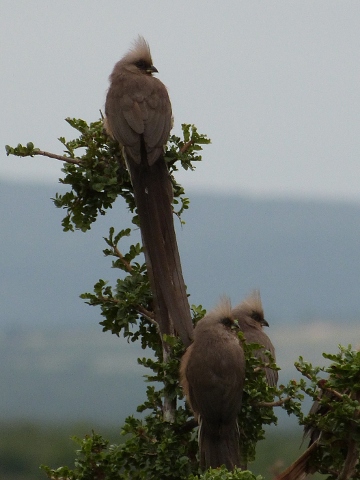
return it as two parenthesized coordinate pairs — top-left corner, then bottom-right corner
(239, 339), (277, 463)
(188, 466), (263, 480)
(41, 432), (121, 480)
(54, 118), (127, 232)
(6, 119), (208, 232)
(295, 345), (360, 479)
(5, 141), (39, 157)
(0, 422), (309, 480)
(41, 335), (199, 479)
(238, 336), (304, 466)
(80, 225), (158, 350)
(0, 422), (121, 480)
(17, 118), (208, 479)
(7, 117), (360, 479)
(116, 409), (197, 479)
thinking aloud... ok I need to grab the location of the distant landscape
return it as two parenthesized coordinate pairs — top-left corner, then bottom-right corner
(1, 181), (360, 477)
(3, 182), (360, 326)
(2, 181), (360, 421)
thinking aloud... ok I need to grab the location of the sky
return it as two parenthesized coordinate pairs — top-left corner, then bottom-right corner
(2, 1), (360, 202)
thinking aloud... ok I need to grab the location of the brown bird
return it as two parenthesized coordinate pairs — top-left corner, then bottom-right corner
(105, 37), (193, 347)
(180, 298), (245, 471)
(232, 291), (278, 387)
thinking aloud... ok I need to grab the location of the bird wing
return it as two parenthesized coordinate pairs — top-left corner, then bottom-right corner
(236, 318), (278, 387)
(185, 338), (245, 424)
(105, 74), (172, 165)
(141, 77), (172, 164)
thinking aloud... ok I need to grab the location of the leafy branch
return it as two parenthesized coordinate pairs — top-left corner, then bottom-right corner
(7, 117), (360, 479)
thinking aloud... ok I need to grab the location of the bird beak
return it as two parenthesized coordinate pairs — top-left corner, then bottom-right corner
(147, 65), (158, 74)
(261, 318), (270, 327)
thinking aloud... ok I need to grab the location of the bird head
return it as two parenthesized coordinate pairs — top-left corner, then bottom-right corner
(194, 297), (241, 338)
(115, 36), (158, 76)
(232, 290), (269, 329)
(220, 316), (241, 332)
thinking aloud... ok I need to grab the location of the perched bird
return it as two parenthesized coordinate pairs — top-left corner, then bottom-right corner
(180, 298), (245, 471)
(105, 37), (193, 347)
(232, 291), (278, 387)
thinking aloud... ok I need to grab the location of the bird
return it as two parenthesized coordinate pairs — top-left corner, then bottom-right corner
(104, 37), (193, 347)
(180, 298), (245, 471)
(232, 291), (278, 387)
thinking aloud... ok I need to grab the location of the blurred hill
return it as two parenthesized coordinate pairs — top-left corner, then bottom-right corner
(1, 181), (360, 425)
(1, 320), (358, 426)
(2, 181), (360, 326)
(0, 421), (308, 480)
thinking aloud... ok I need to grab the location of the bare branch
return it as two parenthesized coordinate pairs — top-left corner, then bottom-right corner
(337, 437), (359, 480)
(294, 365), (315, 382)
(256, 396), (292, 408)
(35, 150), (82, 165)
(179, 141), (193, 154)
(321, 386), (344, 401)
(112, 244), (133, 273)
(254, 365), (273, 373)
(135, 305), (155, 322)
(337, 391), (360, 480)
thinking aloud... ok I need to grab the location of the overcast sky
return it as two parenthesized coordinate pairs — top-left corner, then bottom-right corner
(2, 1), (360, 201)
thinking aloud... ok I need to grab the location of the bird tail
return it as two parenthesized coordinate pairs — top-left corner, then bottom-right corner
(199, 419), (241, 471)
(127, 152), (193, 346)
(276, 440), (318, 480)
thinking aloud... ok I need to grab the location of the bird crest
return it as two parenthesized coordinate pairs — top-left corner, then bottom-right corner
(241, 290), (263, 315)
(233, 290), (267, 326)
(214, 295), (232, 318)
(123, 35), (153, 66)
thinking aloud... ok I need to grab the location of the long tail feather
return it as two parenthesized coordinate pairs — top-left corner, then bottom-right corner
(199, 419), (241, 471)
(276, 441), (318, 480)
(127, 152), (193, 346)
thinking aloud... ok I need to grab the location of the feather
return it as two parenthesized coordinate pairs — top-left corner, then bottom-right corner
(232, 291), (278, 387)
(180, 299), (245, 470)
(105, 38), (193, 347)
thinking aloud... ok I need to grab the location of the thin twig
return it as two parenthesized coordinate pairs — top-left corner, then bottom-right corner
(113, 244), (133, 273)
(99, 295), (120, 304)
(135, 306), (155, 322)
(256, 396), (292, 408)
(295, 366), (315, 382)
(99, 296), (155, 323)
(337, 437), (359, 480)
(254, 365), (274, 372)
(35, 150), (82, 165)
(323, 387), (343, 400)
(109, 247), (156, 323)
(179, 141), (193, 154)
(103, 243), (158, 328)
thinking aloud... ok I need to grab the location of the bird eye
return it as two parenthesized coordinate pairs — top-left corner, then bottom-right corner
(250, 311), (263, 323)
(221, 317), (235, 329)
(134, 60), (149, 70)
